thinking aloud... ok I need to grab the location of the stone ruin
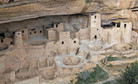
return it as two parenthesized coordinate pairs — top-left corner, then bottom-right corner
(0, 13), (137, 84)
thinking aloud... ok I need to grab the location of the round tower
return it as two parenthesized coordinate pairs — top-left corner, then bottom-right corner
(14, 31), (23, 48)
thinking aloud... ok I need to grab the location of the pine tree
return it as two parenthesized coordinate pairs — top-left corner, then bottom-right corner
(122, 61), (138, 84)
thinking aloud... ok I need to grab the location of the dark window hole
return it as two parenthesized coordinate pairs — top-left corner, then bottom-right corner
(95, 15), (96, 19)
(22, 31), (24, 33)
(1, 39), (3, 43)
(117, 23), (120, 28)
(62, 41), (64, 44)
(124, 24), (127, 28)
(10, 42), (13, 45)
(9, 0), (14, 3)
(94, 35), (97, 39)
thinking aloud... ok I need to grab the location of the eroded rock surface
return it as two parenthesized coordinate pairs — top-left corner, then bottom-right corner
(0, 0), (138, 84)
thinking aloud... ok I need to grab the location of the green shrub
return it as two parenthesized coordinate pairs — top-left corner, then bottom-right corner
(86, 0), (92, 3)
(122, 56), (127, 59)
(135, 75), (138, 83)
(103, 81), (111, 84)
(70, 80), (73, 84)
(103, 80), (117, 84)
(107, 56), (118, 61)
(116, 79), (127, 84)
(106, 64), (113, 67)
(75, 65), (109, 84)
(129, 57), (132, 59)
(92, 65), (109, 81)
(117, 68), (123, 72)
(122, 61), (138, 84)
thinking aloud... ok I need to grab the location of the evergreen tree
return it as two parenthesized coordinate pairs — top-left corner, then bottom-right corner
(122, 61), (138, 84)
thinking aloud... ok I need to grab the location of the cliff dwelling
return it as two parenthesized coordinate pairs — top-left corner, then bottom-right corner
(0, 0), (138, 84)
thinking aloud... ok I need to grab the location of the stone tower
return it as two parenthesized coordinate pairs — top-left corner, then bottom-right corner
(14, 31), (23, 48)
(90, 13), (101, 28)
(89, 13), (101, 41)
(121, 21), (132, 43)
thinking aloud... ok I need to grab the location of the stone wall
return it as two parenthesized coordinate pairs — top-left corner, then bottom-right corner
(14, 76), (40, 84)
(0, 56), (5, 73)
(75, 28), (89, 41)
(46, 29), (57, 41)
(0, 37), (13, 47)
(89, 13), (133, 44)
(29, 28), (43, 38)
(55, 31), (79, 54)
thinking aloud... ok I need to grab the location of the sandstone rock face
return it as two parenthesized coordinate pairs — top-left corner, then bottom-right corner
(0, 0), (136, 25)
(0, 0), (138, 30)
(0, 0), (98, 24)
(0, 0), (138, 84)
(112, 43), (132, 51)
(0, 15), (88, 34)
